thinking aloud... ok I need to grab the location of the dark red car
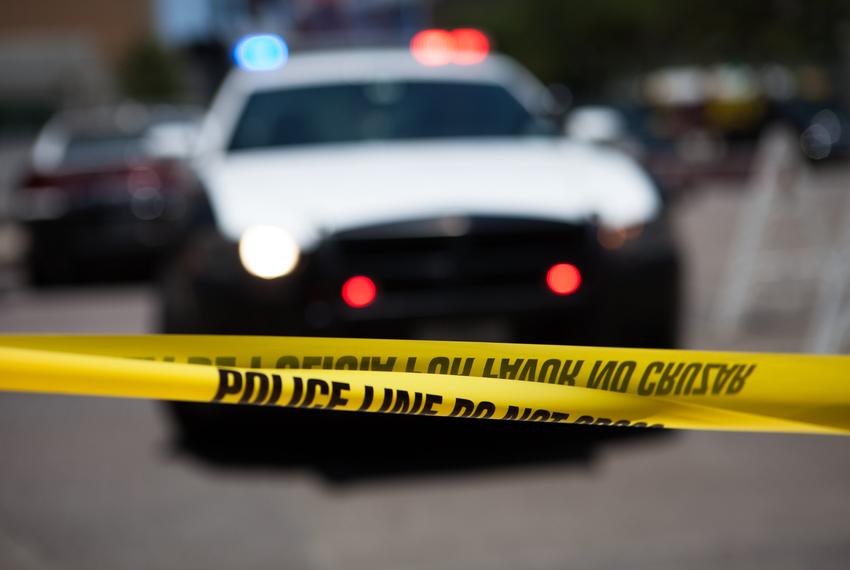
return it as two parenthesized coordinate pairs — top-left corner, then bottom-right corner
(13, 104), (202, 284)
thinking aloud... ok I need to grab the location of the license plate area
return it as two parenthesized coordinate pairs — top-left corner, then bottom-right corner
(411, 318), (514, 342)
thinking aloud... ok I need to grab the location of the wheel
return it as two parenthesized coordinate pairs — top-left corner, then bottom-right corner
(157, 242), (226, 440)
(157, 248), (207, 334)
(163, 400), (235, 444)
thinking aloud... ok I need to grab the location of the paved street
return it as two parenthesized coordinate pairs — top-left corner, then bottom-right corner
(1, 173), (849, 569)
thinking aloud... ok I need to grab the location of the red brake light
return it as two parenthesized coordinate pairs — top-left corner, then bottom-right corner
(452, 29), (490, 65)
(342, 276), (377, 308)
(546, 263), (581, 295)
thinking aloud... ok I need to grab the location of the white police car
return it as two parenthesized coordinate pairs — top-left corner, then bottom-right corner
(161, 32), (680, 349)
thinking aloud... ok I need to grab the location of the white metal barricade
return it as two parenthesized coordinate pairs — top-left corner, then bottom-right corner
(715, 126), (830, 337)
(808, 191), (850, 353)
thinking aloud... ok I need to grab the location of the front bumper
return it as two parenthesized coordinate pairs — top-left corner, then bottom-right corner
(22, 191), (188, 260)
(172, 217), (681, 348)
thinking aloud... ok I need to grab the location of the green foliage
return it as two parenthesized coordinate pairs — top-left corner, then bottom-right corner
(434, 0), (850, 94)
(119, 38), (184, 102)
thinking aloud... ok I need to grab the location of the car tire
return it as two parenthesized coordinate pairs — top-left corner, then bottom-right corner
(157, 249), (206, 334)
(158, 244), (217, 439)
(163, 400), (232, 444)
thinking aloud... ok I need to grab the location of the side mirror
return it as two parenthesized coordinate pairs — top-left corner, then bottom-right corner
(564, 106), (628, 145)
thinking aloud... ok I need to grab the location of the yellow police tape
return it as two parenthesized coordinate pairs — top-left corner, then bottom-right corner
(0, 335), (848, 435)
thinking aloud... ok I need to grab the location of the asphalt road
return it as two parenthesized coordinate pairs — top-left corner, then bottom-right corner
(1, 180), (849, 569)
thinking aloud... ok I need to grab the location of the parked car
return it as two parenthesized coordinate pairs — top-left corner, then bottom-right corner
(13, 104), (202, 284)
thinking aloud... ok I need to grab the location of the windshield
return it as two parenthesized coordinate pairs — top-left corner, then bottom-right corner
(41, 108), (202, 171)
(228, 81), (553, 151)
(61, 133), (147, 168)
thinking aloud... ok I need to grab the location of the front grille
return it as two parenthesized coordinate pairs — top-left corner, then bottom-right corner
(319, 216), (595, 294)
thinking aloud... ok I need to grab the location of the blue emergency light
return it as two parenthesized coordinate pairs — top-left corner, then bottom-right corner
(233, 34), (289, 71)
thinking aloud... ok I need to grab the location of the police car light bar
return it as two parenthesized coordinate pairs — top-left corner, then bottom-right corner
(410, 29), (490, 67)
(234, 34), (289, 71)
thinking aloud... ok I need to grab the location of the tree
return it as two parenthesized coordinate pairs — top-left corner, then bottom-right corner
(434, 0), (850, 96)
(119, 38), (185, 102)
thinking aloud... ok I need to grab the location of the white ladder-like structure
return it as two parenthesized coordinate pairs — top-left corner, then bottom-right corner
(715, 126), (831, 338)
(808, 190), (850, 353)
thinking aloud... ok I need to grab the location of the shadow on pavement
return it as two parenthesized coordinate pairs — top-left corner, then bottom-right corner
(162, 404), (673, 483)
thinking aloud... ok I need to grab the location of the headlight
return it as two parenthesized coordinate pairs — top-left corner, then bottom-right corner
(238, 225), (300, 279)
(597, 217), (669, 251)
(597, 223), (645, 250)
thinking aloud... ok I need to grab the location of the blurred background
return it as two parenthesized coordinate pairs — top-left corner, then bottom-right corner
(1, 1), (850, 569)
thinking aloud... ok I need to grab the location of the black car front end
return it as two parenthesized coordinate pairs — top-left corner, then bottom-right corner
(161, 214), (680, 349)
(15, 161), (194, 284)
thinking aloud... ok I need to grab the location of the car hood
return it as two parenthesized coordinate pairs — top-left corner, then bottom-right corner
(197, 138), (660, 248)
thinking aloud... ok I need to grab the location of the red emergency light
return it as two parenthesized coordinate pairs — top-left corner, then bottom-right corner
(451, 29), (490, 65)
(410, 29), (490, 67)
(546, 263), (582, 296)
(341, 275), (377, 308)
